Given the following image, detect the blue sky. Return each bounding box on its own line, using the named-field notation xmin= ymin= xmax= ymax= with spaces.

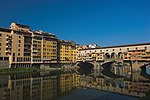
xmin=0 ymin=0 xmax=150 ymax=46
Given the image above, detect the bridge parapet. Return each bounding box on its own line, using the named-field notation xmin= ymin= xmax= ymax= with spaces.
xmin=105 ymin=58 xmax=123 ymax=63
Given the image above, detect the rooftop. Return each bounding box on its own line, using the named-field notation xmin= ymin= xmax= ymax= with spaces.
xmin=79 ymin=42 xmax=150 ymax=50
xmin=15 ymin=23 xmax=30 ymax=29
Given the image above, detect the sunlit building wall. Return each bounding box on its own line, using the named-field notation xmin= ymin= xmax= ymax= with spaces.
xmin=58 ymin=40 xmax=76 ymax=63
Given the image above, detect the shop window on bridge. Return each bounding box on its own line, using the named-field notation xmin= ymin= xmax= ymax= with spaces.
xmin=136 ymin=47 xmax=138 ymax=50
xmin=0 ymin=57 xmax=3 ymax=60
xmin=105 ymin=53 xmax=110 ymax=59
xmin=4 ymin=57 xmax=9 ymax=60
xmin=13 ymin=57 xmax=15 ymax=62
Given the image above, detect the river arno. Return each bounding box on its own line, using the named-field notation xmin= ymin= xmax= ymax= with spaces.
xmin=0 ymin=69 xmax=149 ymax=100
xmin=58 ymin=88 xmax=139 ymax=100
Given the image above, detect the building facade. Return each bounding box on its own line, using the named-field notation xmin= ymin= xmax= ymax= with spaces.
xmin=77 ymin=43 xmax=150 ymax=62
xmin=0 ymin=22 xmax=150 ymax=68
xmin=0 ymin=22 xmax=77 ymax=68
xmin=58 ymin=40 xmax=77 ymax=63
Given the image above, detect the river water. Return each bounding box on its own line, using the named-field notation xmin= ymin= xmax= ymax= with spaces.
xmin=0 ymin=69 xmax=149 ymax=100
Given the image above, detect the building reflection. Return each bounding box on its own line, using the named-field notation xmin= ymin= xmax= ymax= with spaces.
xmin=0 ymin=70 xmax=79 ymax=100
xmin=79 ymin=69 xmax=150 ymax=97
xmin=0 ymin=69 xmax=150 ymax=100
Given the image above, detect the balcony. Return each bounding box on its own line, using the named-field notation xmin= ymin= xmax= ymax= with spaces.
xmin=5 ymin=45 xmax=12 ymax=49
xmin=24 ymin=42 xmax=32 ymax=45
xmin=5 ymin=50 xmax=11 ymax=54
xmin=24 ymin=51 xmax=31 ymax=53
xmin=33 ymin=50 xmax=38 ymax=52
xmin=24 ymin=47 xmax=30 ymax=50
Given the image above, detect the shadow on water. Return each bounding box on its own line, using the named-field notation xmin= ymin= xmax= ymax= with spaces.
xmin=77 ymin=62 xmax=94 ymax=75
xmin=101 ymin=61 xmax=123 ymax=78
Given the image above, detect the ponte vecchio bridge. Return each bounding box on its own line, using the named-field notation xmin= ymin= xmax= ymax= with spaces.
xmin=76 ymin=43 xmax=150 ymax=77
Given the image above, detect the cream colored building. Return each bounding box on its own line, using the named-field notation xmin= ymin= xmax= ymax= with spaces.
xmin=77 ymin=43 xmax=150 ymax=62
xmin=0 ymin=22 xmax=77 ymax=68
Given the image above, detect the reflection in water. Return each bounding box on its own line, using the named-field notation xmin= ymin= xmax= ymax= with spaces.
xmin=0 ymin=68 xmax=150 ymax=100
xmin=0 ymin=70 xmax=79 ymax=100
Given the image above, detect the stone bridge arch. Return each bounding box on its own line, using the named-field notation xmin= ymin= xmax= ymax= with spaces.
xmin=76 ymin=62 xmax=94 ymax=74
xmin=111 ymin=52 xmax=117 ymax=59
xmin=76 ymin=62 xmax=94 ymax=69
xmin=105 ymin=53 xmax=110 ymax=59
xmin=118 ymin=52 xmax=123 ymax=59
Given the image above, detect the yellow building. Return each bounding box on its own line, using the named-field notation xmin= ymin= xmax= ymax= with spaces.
xmin=0 ymin=22 xmax=78 ymax=68
xmin=42 ymin=32 xmax=58 ymax=63
xmin=0 ymin=22 xmax=60 ymax=68
xmin=10 ymin=23 xmax=33 ymax=68
xmin=0 ymin=27 xmax=12 ymax=68
xmin=32 ymin=31 xmax=43 ymax=64
xmin=0 ymin=23 xmax=33 ymax=68
xmin=59 ymin=40 xmax=77 ymax=63
xmin=123 ymin=49 xmax=150 ymax=61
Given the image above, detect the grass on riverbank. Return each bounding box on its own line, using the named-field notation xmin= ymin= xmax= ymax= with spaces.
xmin=0 ymin=68 xmax=41 ymax=74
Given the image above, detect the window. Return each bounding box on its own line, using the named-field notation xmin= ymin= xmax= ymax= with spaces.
xmin=145 ymin=47 xmax=147 ymax=50
xmin=19 ymin=36 xmax=21 ymax=38
xmin=0 ymin=38 xmax=2 ymax=41
xmin=127 ymin=48 xmax=129 ymax=50
xmin=136 ymin=47 xmax=138 ymax=50
xmin=113 ymin=49 xmax=114 ymax=51
xmin=4 ymin=57 xmax=9 ymax=60
xmin=120 ymin=48 xmax=122 ymax=51
xmin=18 ymin=53 xmax=20 ymax=56
xmin=0 ymin=57 xmax=2 ymax=60
xmin=0 ymin=34 xmax=2 ymax=36
xmin=19 ymin=40 xmax=21 ymax=43
xmin=0 ymin=43 xmax=1 ymax=46
xmin=13 ymin=53 xmax=15 ymax=56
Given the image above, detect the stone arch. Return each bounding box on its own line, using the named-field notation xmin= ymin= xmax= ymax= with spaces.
xmin=118 ymin=52 xmax=123 ymax=59
xmin=111 ymin=52 xmax=117 ymax=59
xmin=105 ymin=53 xmax=110 ymax=59
xmin=77 ymin=62 xmax=94 ymax=74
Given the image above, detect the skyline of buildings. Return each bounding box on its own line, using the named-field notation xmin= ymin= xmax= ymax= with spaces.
xmin=0 ymin=22 xmax=150 ymax=69
xmin=0 ymin=22 xmax=78 ymax=68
